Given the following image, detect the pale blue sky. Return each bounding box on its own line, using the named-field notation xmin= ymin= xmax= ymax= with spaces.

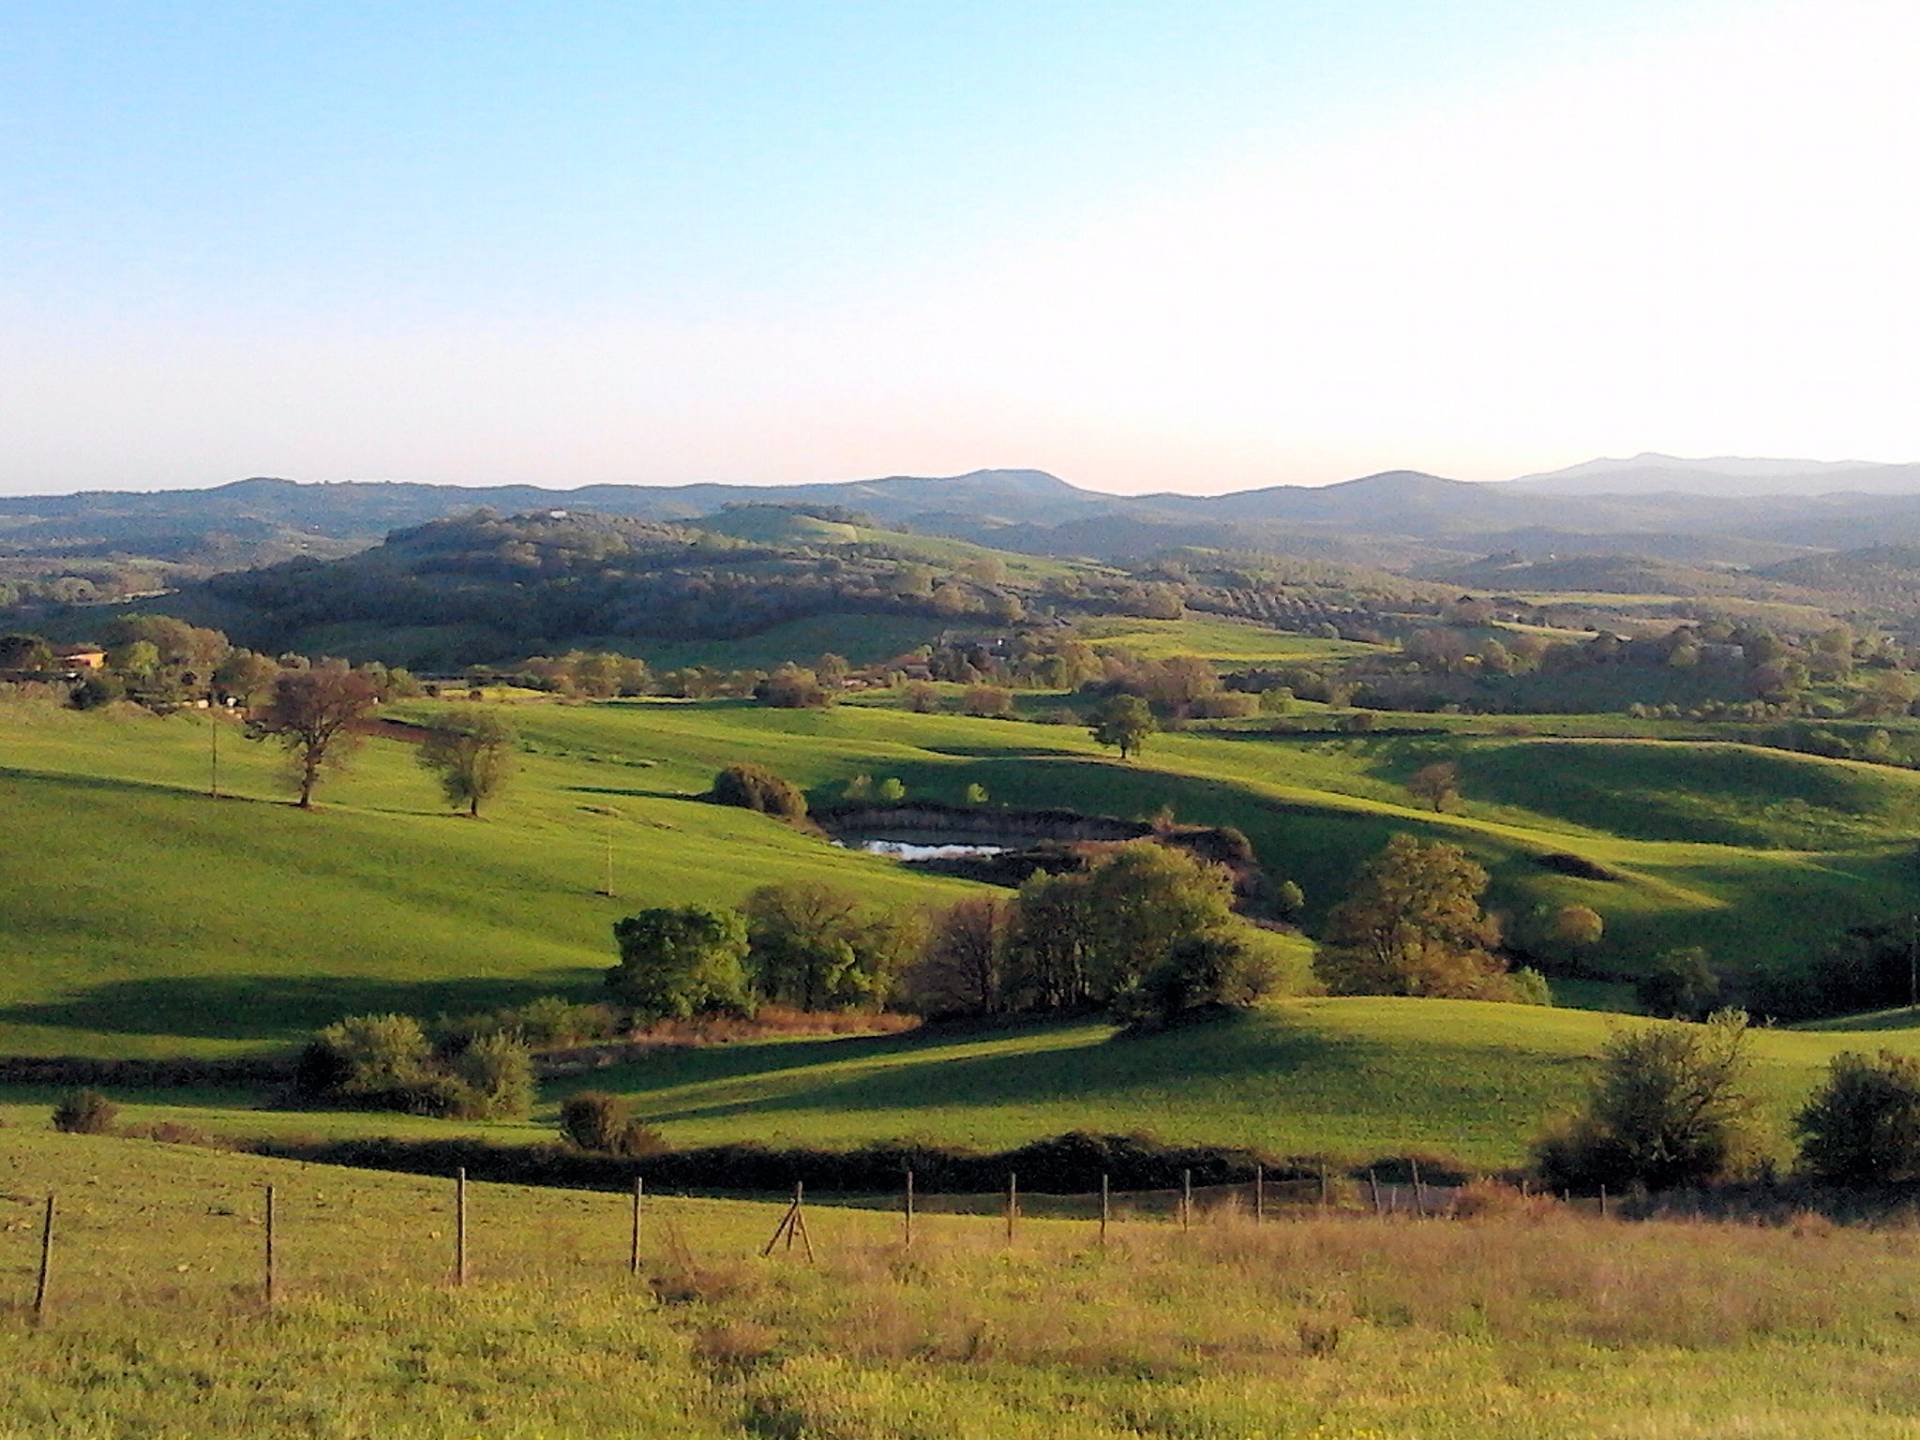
xmin=4 ymin=1 xmax=1915 ymax=495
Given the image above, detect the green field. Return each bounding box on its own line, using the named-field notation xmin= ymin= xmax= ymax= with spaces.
xmin=6 ymin=1127 xmax=1920 ymax=1438
xmin=8 ymin=689 xmax=1920 ymax=1165
xmin=13 ymin=997 xmax=1920 ymax=1172
xmin=1077 ymin=615 xmax=1379 ymax=662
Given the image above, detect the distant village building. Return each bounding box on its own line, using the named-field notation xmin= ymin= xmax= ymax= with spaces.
xmin=53 ymin=644 xmax=107 ymax=671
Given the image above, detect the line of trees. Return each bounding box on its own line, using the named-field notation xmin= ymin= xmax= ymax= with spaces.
xmin=909 ymin=843 xmax=1279 ymax=1027
xmin=603 ymin=843 xmax=1284 ymax=1031
xmin=604 ymin=882 xmax=921 ymax=1021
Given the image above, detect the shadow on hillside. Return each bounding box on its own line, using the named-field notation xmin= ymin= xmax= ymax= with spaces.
xmin=0 ymin=764 xmax=265 ymax=805
xmin=563 ymin=783 xmax=692 ymax=801
xmin=541 ymin=1017 xmax=1080 ymax=1100
xmin=0 ymin=972 xmax=600 ymax=1048
xmin=1798 ymin=1006 xmax=1920 ymax=1034
xmin=635 ymin=1011 xmax=1339 ymax=1131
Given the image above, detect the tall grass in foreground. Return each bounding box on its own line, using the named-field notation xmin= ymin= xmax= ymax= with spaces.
xmin=5 ymin=1131 xmax=1920 ymax=1437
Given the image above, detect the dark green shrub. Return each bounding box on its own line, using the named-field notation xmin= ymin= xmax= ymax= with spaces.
xmin=561 ymin=1091 xmax=632 ymax=1151
xmin=434 ymin=996 xmax=621 ymax=1052
xmin=51 ymin=1088 xmax=118 ymax=1135
xmin=1534 ymin=1011 xmax=1759 ymax=1191
xmin=374 ymin=1072 xmax=487 ymax=1119
xmin=559 ymin=1091 xmax=661 ymax=1155
xmin=453 ymin=1032 xmax=535 ymax=1119
xmin=303 ymin=1013 xmax=434 ymax=1097
xmin=68 ymin=673 xmax=123 ymax=710
xmin=1796 ymin=1049 xmax=1920 ymax=1184
xmin=1507 ymin=967 xmax=1554 ymax=1006
xmin=710 ymin=763 xmax=807 ymax=819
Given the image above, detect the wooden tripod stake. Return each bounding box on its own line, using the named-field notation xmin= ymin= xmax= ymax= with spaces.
xmin=760 ymin=1182 xmax=815 ymax=1262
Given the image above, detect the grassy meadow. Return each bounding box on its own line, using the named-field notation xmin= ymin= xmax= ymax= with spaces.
xmin=6 ymin=1128 xmax=1920 ymax=1438
xmin=11 ymin=997 xmax=1920 ymax=1173
xmin=6 ymin=686 xmax=1920 ymax=1167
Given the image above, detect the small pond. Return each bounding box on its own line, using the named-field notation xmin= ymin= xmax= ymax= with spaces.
xmin=835 ymin=837 xmax=1009 ymax=863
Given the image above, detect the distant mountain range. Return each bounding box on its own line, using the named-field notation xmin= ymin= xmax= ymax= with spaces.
xmin=9 ymin=456 xmax=1920 ymax=575
xmin=1505 ymin=453 xmax=1920 ymax=498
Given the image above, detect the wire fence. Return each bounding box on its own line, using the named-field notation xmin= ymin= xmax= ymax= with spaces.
xmin=7 ymin=1157 xmax=1592 ymax=1326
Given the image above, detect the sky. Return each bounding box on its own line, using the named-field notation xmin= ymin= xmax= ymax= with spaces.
xmin=3 ymin=0 xmax=1918 ymax=497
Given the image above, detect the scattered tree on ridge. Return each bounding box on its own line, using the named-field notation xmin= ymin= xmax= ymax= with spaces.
xmin=417 ymin=707 xmax=518 ymax=817
xmin=710 ymin=763 xmax=808 ymax=819
xmin=1091 ymin=694 xmax=1154 ymax=760
xmin=1635 ymin=946 xmax=1721 ymax=1020
xmin=246 ymin=663 xmax=378 ymax=808
xmin=1407 ymin=761 xmax=1462 ymax=813
xmin=1548 ymin=903 xmax=1605 ymax=952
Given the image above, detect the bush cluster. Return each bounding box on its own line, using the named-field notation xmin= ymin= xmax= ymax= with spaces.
xmin=558 ymin=1091 xmax=667 ymax=1158
xmin=296 ymin=1013 xmax=534 ymax=1120
xmin=51 ymin=1088 xmax=118 ymax=1135
xmin=709 ymin=763 xmax=808 ymax=820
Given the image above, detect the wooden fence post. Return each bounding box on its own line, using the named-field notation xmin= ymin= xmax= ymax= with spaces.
xmin=1099 ymin=1172 xmax=1109 ymax=1247
xmin=1367 ymin=1168 xmax=1381 ymax=1217
xmin=1411 ymin=1159 xmax=1425 ymax=1218
xmin=790 ymin=1182 xmax=815 ymax=1262
xmin=33 ymin=1194 xmax=54 ymax=1324
xmin=455 ymin=1168 xmax=468 ymax=1287
xmin=1181 ymin=1169 xmax=1192 ymax=1231
xmin=629 ymin=1174 xmax=643 ymax=1276
xmin=904 ymin=1169 xmax=914 ymax=1251
xmin=1599 ymin=1184 xmax=1608 ymax=1220
xmin=265 ymin=1184 xmax=279 ymax=1305
xmin=1254 ymin=1163 xmax=1264 ymax=1224
xmin=1318 ymin=1162 xmax=1329 ymax=1213
xmin=1006 ymin=1173 xmax=1017 ymax=1244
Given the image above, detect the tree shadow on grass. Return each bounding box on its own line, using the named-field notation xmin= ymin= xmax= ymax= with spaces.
xmin=632 ymin=1010 xmax=1342 ymax=1133
xmin=542 ymin=1016 xmax=1079 ymax=1102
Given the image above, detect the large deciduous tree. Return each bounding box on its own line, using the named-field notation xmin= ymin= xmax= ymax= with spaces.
xmin=912 ymin=895 xmax=1011 ymax=1016
xmin=246 ymin=663 xmax=378 ymax=808
xmin=1315 ymin=834 xmax=1511 ymax=999
xmin=606 ymin=906 xmax=754 ymax=1021
xmin=418 ymin=708 xmax=518 ymax=817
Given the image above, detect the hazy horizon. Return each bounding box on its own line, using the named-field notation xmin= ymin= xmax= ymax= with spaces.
xmin=6 ymin=1 xmax=1917 ymax=497
xmin=10 ymin=449 xmax=1920 ymax=503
